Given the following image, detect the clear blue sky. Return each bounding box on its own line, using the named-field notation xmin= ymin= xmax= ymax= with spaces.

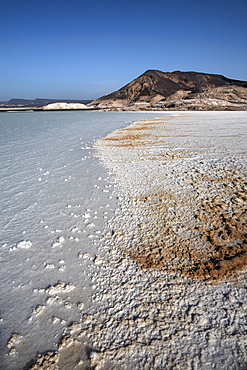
xmin=1 ymin=0 xmax=247 ymax=101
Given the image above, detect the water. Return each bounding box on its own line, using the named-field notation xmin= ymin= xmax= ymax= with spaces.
xmin=0 ymin=110 xmax=168 ymax=369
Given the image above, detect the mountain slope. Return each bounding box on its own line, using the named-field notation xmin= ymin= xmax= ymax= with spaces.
xmin=89 ymin=70 xmax=247 ymax=110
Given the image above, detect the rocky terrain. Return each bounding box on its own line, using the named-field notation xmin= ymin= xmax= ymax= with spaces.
xmin=89 ymin=70 xmax=247 ymax=110
xmin=2 ymin=70 xmax=246 ymax=112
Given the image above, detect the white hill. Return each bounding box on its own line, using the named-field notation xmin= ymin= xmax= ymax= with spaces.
xmin=43 ymin=102 xmax=88 ymax=110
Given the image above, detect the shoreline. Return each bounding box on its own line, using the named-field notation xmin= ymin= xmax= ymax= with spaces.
xmin=1 ymin=111 xmax=171 ymax=370
xmin=1 ymin=106 xmax=247 ymax=113
xmin=29 ymin=111 xmax=247 ymax=369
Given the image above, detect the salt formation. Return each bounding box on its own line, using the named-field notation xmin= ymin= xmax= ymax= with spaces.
xmin=45 ymin=281 xmax=75 ymax=295
xmin=28 ymin=112 xmax=247 ymax=369
xmin=9 ymin=240 xmax=32 ymax=251
xmin=43 ymin=102 xmax=88 ymax=110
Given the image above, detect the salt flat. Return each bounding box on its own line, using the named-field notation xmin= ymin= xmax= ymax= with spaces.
xmin=4 ymin=111 xmax=247 ymax=369
xmin=83 ymin=111 xmax=247 ymax=369
xmin=96 ymin=111 xmax=247 ymax=282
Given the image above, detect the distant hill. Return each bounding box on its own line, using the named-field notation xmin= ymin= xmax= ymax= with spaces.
xmin=43 ymin=102 xmax=88 ymax=110
xmin=0 ymin=98 xmax=92 ymax=108
xmin=89 ymin=70 xmax=247 ymax=110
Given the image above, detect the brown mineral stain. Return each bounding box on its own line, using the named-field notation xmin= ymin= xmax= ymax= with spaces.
xmin=102 ymin=132 xmax=150 ymax=147
xmin=99 ymin=117 xmax=247 ymax=283
xmin=124 ymin=123 xmax=159 ymax=130
xmin=139 ymin=151 xmax=193 ymax=161
xmin=101 ymin=117 xmax=170 ymax=147
xmin=125 ymin=186 xmax=247 ymax=282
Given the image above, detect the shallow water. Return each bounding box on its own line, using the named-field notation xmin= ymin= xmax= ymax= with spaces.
xmin=0 ymin=110 xmax=169 ymax=369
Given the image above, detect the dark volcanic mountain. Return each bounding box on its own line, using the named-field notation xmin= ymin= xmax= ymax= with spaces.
xmin=90 ymin=70 xmax=247 ymax=110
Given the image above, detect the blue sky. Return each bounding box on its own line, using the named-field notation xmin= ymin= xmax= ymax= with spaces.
xmin=1 ymin=0 xmax=247 ymax=100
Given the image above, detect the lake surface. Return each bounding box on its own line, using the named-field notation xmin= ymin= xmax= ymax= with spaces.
xmin=0 ymin=110 xmax=169 ymax=369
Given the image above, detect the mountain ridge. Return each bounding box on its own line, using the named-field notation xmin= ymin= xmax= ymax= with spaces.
xmin=89 ymin=70 xmax=247 ymax=110
xmin=0 ymin=98 xmax=92 ymax=108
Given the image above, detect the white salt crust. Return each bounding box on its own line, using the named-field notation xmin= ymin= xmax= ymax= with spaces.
xmin=27 ymin=112 xmax=247 ymax=369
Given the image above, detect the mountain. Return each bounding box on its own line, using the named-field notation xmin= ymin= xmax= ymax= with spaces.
xmin=0 ymin=98 xmax=92 ymax=108
xmin=89 ymin=70 xmax=247 ymax=110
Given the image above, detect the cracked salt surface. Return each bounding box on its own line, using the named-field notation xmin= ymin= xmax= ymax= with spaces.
xmin=27 ymin=111 xmax=247 ymax=370
xmin=1 ymin=111 xmax=247 ymax=369
xmin=8 ymin=111 xmax=244 ymax=370
xmin=83 ymin=111 xmax=247 ymax=369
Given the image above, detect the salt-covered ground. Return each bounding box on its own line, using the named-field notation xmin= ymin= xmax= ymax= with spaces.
xmin=88 ymin=111 xmax=247 ymax=369
xmin=2 ymin=111 xmax=247 ymax=369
